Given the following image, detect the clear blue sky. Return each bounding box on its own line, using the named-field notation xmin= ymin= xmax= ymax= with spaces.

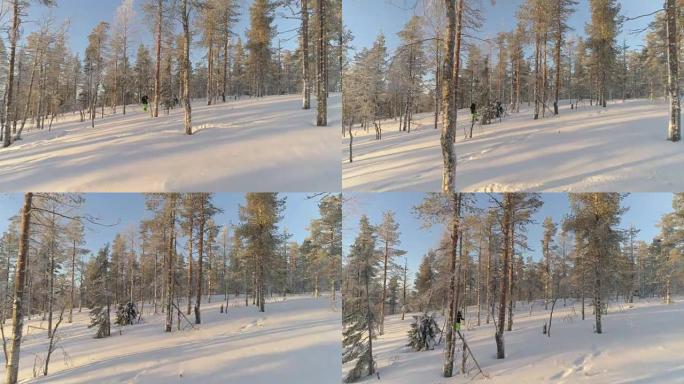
xmin=25 ymin=0 xmax=301 ymax=63
xmin=0 ymin=193 xmax=320 ymax=258
xmin=343 ymin=193 xmax=674 ymax=285
xmin=345 ymin=0 xmax=658 ymax=56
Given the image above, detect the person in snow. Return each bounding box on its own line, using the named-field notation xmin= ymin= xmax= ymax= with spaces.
xmin=454 ymin=310 xmax=464 ymax=332
xmin=141 ymin=95 xmax=149 ymax=112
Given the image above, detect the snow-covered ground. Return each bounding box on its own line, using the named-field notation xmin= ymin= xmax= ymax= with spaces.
xmin=353 ymin=297 xmax=684 ymax=383
xmin=343 ymin=99 xmax=684 ymax=192
xmin=1 ymin=294 xmax=341 ymax=384
xmin=0 ymin=94 xmax=341 ymax=192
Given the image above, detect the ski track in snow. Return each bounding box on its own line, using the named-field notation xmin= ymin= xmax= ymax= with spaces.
xmin=0 ymin=294 xmax=341 ymax=384
xmin=346 ymin=298 xmax=684 ymax=384
xmin=0 ymin=94 xmax=341 ymax=192
xmin=342 ymin=99 xmax=683 ymax=192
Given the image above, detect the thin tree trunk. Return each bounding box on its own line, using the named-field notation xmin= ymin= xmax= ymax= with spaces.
xmin=153 ymin=0 xmax=162 ymax=118
xmin=182 ymin=0 xmax=193 ymax=135
xmin=194 ymin=200 xmax=205 ymax=324
xmin=187 ymin=215 xmax=193 ymax=315
xmin=316 ymin=0 xmax=327 ymax=125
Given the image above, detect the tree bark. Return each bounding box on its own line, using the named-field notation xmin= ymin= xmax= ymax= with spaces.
xmin=301 ymin=0 xmax=311 ymax=109
xmin=440 ymin=0 xmax=459 ymax=192
xmin=182 ymin=0 xmax=193 ymax=135
xmin=443 ymin=193 xmax=462 ymax=377
xmin=153 ymin=0 xmax=162 ymax=118
xmin=5 ymin=193 xmax=32 ymax=384
xmin=495 ymin=194 xmax=512 ymax=359
xmin=316 ymin=0 xmax=327 ymax=125
xmin=194 ymin=199 xmax=205 ymax=324
xmin=187 ymin=214 xmax=193 ymax=315
xmin=3 ymin=0 xmax=20 ymax=148
xmin=165 ymin=203 xmax=176 ymax=332
xmin=666 ymin=0 xmax=681 ymax=142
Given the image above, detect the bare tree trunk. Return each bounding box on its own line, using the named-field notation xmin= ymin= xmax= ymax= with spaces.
xmin=207 ymin=35 xmax=214 ymax=106
xmin=316 ymin=0 xmax=327 ymax=126
xmin=594 ymin=250 xmax=602 ymax=334
xmin=187 ymin=215 xmax=193 ymax=315
xmin=194 ymin=199 xmax=205 ymax=324
xmin=443 ymin=193 xmax=462 ymax=377
xmin=495 ymin=194 xmax=511 ymax=359
xmin=440 ymin=0 xmax=459 ymax=193
xmin=506 ymin=223 xmax=515 ymax=332
xmin=3 ymin=0 xmax=20 ymax=148
xmin=5 ymin=193 xmax=32 ymax=384
xmin=301 ymin=0 xmax=310 ymax=110
xmin=667 ymin=0 xmax=681 ymax=142
xmin=153 ymin=0 xmax=162 ymax=118
xmin=554 ymin=6 xmax=562 ymax=116
xmin=69 ymin=240 xmax=76 ymax=323
xmin=182 ymin=0 xmax=193 ymax=135
xmin=401 ymin=257 xmax=407 ymax=320
xmin=165 ymin=207 xmax=175 ymax=332
xmin=379 ymin=239 xmax=389 ymax=335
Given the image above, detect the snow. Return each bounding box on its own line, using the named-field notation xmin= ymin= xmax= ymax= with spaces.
xmin=0 ymin=94 xmax=341 ymax=192
xmin=351 ymin=297 xmax=684 ymax=383
xmin=1 ymin=294 xmax=341 ymax=383
xmin=342 ymin=99 xmax=684 ymax=192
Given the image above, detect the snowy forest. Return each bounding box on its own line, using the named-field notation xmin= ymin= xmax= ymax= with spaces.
xmin=0 ymin=0 xmax=346 ymax=191
xmin=342 ymin=192 xmax=684 ymax=383
xmin=342 ymin=0 xmax=684 ymax=192
xmin=0 ymin=192 xmax=341 ymax=383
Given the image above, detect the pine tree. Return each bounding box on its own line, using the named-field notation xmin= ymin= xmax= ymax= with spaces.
xmin=587 ymin=0 xmax=620 ymax=108
xmin=88 ymin=245 xmax=112 ymax=339
xmin=565 ymin=193 xmax=625 ymax=334
xmin=376 ymin=211 xmax=403 ymax=335
xmin=342 ymin=215 xmax=377 ymax=383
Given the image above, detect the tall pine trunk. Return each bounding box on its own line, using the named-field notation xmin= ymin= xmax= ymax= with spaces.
xmin=5 ymin=193 xmax=32 ymax=384
xmin=440 ymin=0 xmax=458 ymax=193
xmin=194 ymin=200 xmax=205 ymax=324
xmin=666 ymin=0 xmax=681 ymax=142
xmin=153 ymin=0 xmax=162 ymax=118
xmin=301 ymin=0 xmax=310 ymax=109
xmin=182 ymin=0 xmax=193 ymax=135
xmin=442 ymin=193 xmax=461 ymax=377
xmin=495 ymin=195 xmax=511 ymax=359
xmin=165 ymin=206 xmax=175 ymax=332
xmin=3 ymin=0 xmax=20 ymax=148
xmin=187 ymin=216 xmax=193 ymax=315
xmin=316 ymin=0 xmax=327 ymax=125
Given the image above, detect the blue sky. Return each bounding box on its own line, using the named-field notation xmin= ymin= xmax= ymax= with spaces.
xmin=0 ymin=193 xmax=320 ymax=257
xmin=343 ymin=193 xmax=675 ymax=284
xmin=24 ymin=0 xmax=301 ymax=62
xmin=345 ymin=0 xmax=658 ymax=56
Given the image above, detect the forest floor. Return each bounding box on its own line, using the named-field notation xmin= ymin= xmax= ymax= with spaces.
xmin=0 ymin=94 xmax=341 ymax=192
xmin=1 ymin=293 xmax=341 ymax=384
xmin=348 ymin=296 xmax=684 ymax=384
xmin=342 ymin=98 xmax=683 ymax=192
